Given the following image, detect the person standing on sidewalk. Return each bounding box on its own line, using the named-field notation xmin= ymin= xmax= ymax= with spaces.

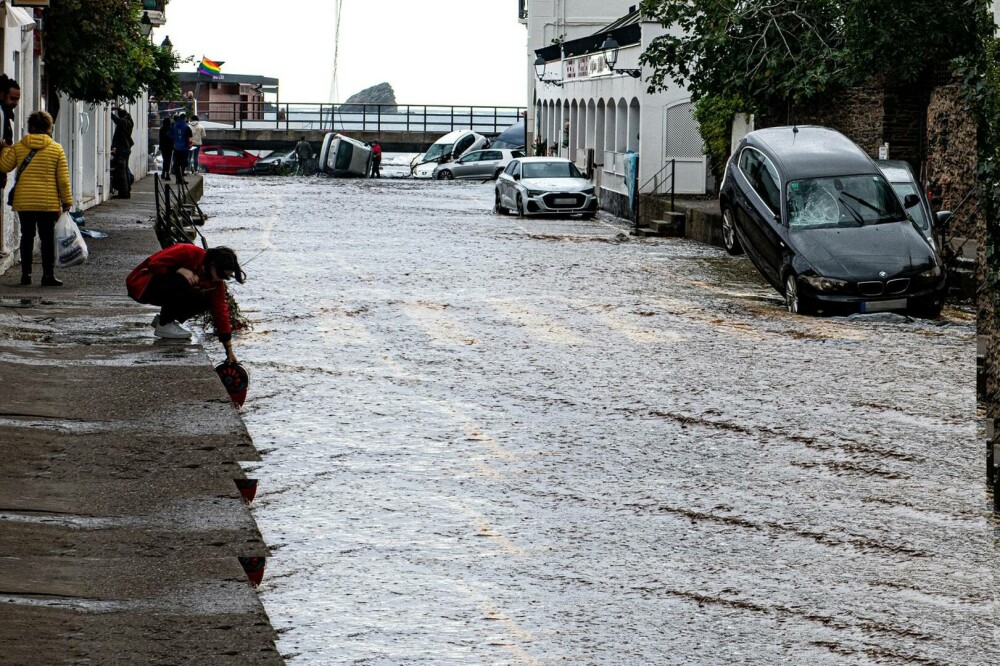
xmin=0 ymin=75 xmax=21 ymax=191
xmin=188 ymin=115 xmax=206 ymax=172
xmin=0 ymin=111 xmax=73 ymax=286
xmin=126 ymin=244 xmax=244 ymax=362
xmin=172 ymin=112 xmax=192 ymax=183
xmin=158 ymin=115 xmax=175 ymax=181
xmin=110 ymin=107 xmax=134 ymax=199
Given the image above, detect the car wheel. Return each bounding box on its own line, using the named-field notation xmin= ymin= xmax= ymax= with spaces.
xmin=437 ymin=170 xmax=453 ymax=180
xmin=784 ymin=274 xmax=813 ymax=315
xmin=495 ymin=190 xmax=509 ymax=215
xmin=721 ymin=206 xmax=743 ymax=255
xmin=516 ymin=194 xmax=525 ymax=217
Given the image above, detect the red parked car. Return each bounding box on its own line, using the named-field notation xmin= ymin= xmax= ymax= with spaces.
xmin=197 ymin=146 xmax=259 ymax=174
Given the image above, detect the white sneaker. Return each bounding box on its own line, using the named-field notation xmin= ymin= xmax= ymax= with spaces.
xmin=150 ymin=314 xmax=160 ymax=328
xmin=154 ymin=321 xmax=192 ymax=339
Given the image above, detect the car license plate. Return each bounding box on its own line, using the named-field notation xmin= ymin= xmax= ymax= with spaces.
xmin=860 ymin=299 xmax=907 ymax=313
xmin=554 ymin=197 xmax=576 ymax=204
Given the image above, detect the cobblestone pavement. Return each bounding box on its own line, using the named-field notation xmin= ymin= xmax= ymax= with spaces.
xmin=199 ymin=175 xmax=986 ymax=665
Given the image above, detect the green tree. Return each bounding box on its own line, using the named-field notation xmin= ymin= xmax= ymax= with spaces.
xmin=43 ymin=0 xmax=181 ymax=108
xmin=639 ymin=0 xmax=982 ymax=111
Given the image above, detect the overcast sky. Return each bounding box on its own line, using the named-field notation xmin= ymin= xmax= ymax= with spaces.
xmin=155 ymin=0 xmax=528 ymax=107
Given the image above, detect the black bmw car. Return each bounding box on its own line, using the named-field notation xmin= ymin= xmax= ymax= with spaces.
xmin=719 ymin=126 xmax=947 ymax=318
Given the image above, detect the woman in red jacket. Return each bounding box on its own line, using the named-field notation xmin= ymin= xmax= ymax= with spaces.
xmin=126 ymin=245 xmax=245 ymax=361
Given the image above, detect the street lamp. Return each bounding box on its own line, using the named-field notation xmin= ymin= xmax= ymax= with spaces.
xmin=533 ymin=55 xmax=564 ymax=87
xmin=600 ymin=35 xmax=641 ymax=78
xmin=160 ymin=35 xmax=173 ymax=52
xmin=140 ymin=12 xmax=153 ymax=38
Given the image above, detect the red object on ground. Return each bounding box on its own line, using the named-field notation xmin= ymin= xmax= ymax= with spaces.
xmin=238 ymin=556 xmax=266 ymax=588
xmin=215 ymin=361 xmax=249 ymax=407
xmin=235 ymin=478 xmax=258 ymax=504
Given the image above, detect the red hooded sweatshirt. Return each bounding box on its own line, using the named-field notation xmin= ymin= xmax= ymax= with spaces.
xmin=126 ymin=244 xmax=232 ymax=339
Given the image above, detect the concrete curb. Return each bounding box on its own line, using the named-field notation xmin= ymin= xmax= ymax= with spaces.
xmin=0 ymin=176 xmax=282 ymax=663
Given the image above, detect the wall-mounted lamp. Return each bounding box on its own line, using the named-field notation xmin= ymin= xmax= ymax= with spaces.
xmin=160 ymin=34 xmax=173 ymax=52
xmin=600 ymin=35 xmax=641 ymax=78
xmin=140 ymin=11 xmax=153 ymax=38
xmin=533 ymin=55 xmax=564 ymax=87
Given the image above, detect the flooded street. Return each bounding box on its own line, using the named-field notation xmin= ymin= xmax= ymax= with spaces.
xmin=199 ymin=175 xmax=988 ymax=664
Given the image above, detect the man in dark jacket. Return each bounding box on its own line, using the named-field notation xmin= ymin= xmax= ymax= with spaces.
xmin=159 ymin=116 xmax=174 ymax=181
xmin=110 ymin=107 xmax=134 ymax=198
xmin=172 ymin=113 xmax=192 ymax=183
xmin=0 ymin=74 xmax=21 ymax=191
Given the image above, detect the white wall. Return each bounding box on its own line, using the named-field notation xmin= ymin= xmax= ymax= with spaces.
xmin=529 ymin=11 xmax=704 ymax=197
xmin=55 ymin=97 xmax=150 ymax=211
xmin=0 ymin=9 xmax=37 ymax=269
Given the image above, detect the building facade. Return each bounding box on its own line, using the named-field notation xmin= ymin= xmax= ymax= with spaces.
xmin=523 ymin=1 xmax=707 ymax=218
xmin=0 ymin=1 xmax=154 ymax=275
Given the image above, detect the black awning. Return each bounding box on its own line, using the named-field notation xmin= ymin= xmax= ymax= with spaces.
xmin=534 ymin=22 xmax=641 ymax=62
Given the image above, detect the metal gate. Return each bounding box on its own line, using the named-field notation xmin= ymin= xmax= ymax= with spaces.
xmin=663 ymin=100 xmax=707 ymax=194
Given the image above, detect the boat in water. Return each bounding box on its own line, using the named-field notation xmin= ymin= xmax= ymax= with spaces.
xmin=319 ymin=133 xmax=373 ymax=177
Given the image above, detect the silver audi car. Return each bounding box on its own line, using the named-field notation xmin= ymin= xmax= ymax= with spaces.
xmin=494 ymin=157 xmax=598 ymax=218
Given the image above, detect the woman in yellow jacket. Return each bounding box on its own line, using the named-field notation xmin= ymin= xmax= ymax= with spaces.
xmin=0 ymin=110 xmax=73 ymax=286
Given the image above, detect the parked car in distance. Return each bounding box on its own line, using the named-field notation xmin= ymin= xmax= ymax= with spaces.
xmin=719 ymin=126 xmax=947 ymax=318
xmin=412 ymin=129 xmax=488 ymax=178
xmin=242 ymin=146 xmax=299 ymax=175
xmin=875 ymin=159 xmax=945 ymax=253
xmin=198 ymin=146 xmax=259 ymax=175
xmin=433 ymin=149 xmax=524 ymax=180
xmin=495 ymin=157 xmax=598 ymax=219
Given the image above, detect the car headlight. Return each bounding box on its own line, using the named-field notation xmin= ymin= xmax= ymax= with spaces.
xmin=526 ymin=190 xmax=544 ymax=197
xmin=582 ymin=187 xmax=595 ymax=195
xmin=919 ymin=264 xmax=942 ymax=280
xmin=802 ymin=275 xmax=848 ymax=292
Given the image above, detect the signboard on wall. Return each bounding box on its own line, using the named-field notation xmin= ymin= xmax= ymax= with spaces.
xmin=564 ymin=54 xmax=611 ymax=81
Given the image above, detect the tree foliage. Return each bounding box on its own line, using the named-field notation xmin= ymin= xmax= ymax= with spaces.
xmin=44 ymin=0 xmax=181 ymax=104
xmin=639 ymin=0 xmax=983 ymax=112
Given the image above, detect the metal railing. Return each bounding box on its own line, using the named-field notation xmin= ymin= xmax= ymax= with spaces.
xmin=635 ymin=159 xmax=676 ymax=231
xmin=150 ymin=101 xmax=525 ymax=135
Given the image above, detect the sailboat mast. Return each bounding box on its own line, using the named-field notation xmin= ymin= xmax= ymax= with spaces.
xmin=329 ymin=0 xmax=344 ymax=103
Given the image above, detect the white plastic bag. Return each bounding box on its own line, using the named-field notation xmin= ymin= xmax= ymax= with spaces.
xmin=54 ymin=211 xmax=88 ymax=268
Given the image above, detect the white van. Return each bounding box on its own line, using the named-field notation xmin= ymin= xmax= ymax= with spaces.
xmin=319 ymin=133 xmax=373 ymax=177
xmin=411 ymin=129 xmax=488 ymax=178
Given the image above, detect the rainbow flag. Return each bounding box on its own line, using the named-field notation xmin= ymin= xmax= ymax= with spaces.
xmin=197 ymin=57 xmax=223 ymax=79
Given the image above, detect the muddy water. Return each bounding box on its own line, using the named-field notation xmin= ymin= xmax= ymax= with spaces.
xmin=199 ymin=175 xmax=990 ymax=664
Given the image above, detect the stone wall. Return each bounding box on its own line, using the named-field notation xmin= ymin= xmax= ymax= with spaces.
xmin=781 ymin=81 xmax=888 ymax=158
xmin=925 ymin=83 xmax=978 ymax=240
xmin=600 ymin=188 xmax=632 ymax=221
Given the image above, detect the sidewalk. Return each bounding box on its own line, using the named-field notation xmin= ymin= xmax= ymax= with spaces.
xmin=0 ymin=177 xmax=282 ymax=664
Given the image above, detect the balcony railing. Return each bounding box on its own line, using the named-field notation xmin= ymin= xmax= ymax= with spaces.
xmin=152 ymin=101 xmax=525 ymax=135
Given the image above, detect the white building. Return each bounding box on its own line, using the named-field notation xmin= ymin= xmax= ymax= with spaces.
xmin=0 ymin=1 xmax=154 ymax=275
xmin=523 ymin=2 xmax=707 ymax=217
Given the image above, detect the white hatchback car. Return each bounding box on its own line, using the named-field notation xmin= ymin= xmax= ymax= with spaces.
xmin=494 ymin=157 xmax=598 ymax=218
xmin=411 ymin=129 xmax=488 ymax=178
xmin=433 ymin=149 xmax=524 ymax=181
